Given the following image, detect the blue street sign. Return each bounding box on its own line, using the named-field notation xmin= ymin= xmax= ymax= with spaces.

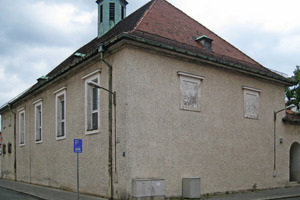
xmin=74 ymin=139 xmax=82 ymax=153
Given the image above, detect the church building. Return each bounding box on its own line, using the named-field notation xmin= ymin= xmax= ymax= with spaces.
xmin=1 ymin=0 xmax=299 ymax=199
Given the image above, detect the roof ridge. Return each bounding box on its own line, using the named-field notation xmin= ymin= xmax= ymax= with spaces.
xmin=129 ymin=0 xmax=157 ymax=33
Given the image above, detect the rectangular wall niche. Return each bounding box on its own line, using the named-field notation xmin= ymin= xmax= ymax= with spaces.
xmin=178 ymin=72 xmax=204 ymax=112
xmin=243 ymin=86 xmax=261 ymax=119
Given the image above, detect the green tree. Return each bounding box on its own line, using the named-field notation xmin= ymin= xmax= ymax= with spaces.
xmin=286 ymin=66 xmax=300 ymax=110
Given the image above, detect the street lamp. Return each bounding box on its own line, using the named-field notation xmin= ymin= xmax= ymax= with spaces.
xmin=273 ymin=104 xmax=295 ymax=177
xmin=274 ymin=104 xmax=295 ymax=121
xmin=87 ymin=82 xmax=116 ymax=105
xmin=87 ymin=81 xmax=116 ymax=200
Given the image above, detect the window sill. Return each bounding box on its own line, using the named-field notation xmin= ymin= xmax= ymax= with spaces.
xmin=35 ymin=140 xmax=42 ymax=144
xmin=56 ymin=136 xmax=66 ymax=141
xmin=85 ymin=130 xmax=100 ymax=135
xmin=180 ymin=107 xmax=201 ymax=112
xmin=244 ymin=116 xmax=259 ymax=120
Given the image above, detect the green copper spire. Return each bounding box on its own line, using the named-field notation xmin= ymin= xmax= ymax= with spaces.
xmin=96 ymin=0 xmax=128 ymax=38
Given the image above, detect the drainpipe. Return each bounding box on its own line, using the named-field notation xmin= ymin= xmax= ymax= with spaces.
xmin=99 ymin=45 xmax=114 ymax=200
xmin=8 ymin=104 xmax=17 ymax=181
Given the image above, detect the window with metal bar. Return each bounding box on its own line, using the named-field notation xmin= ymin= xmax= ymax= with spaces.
xmin=83 ymin=71 xmax=100 ymax=135
xmin=55 ymin=89 xmax=66 ymax=140
xmin=19 ymin=110 xmax=25 ymax=146
xmin=34 ymin=102 xmax=42 ymax=143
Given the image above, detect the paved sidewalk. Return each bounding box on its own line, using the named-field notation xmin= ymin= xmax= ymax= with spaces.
xmin=0 ymin=178 xmax=299 ymax=200
xmin=206 ymin=186 xmax=300 ymax=200
xmin=0 ymin=179 xmax=105 ymax=200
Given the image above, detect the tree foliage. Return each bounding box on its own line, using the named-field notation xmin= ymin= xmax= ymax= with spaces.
xmin=286 ymin=66 xmax=300 ymax=110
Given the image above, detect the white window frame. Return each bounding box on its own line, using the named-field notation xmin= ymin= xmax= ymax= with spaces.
xmin=178 ymin=71 xmax=204 ymax=112
xmin=18 ymin=108 xmax=25 ymax=146
xmin=54 ymin=88 xmax=67 ymax=140
xmin=82 ymin=70 xmax=101 ymax=135
xmin=33 ymin=100 xmax=43 ymax=143
xmin=242 ymin=86 xmax=261 ymax=119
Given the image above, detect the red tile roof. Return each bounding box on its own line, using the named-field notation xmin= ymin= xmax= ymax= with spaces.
xmin=132 ymin=0 xmax=258 ymax=63
xmin=0 ymin=0 xmax=293 ymax=112
xmin=48 ymin=0 xmax=279 ymax=78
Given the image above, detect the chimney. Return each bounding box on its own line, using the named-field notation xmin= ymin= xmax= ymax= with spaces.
xmin=96 ymin=0 xmax=128 ymax=38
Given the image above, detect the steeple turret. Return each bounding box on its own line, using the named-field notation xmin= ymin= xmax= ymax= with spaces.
xmin=96 ymin=0 xmax=128 ymax=38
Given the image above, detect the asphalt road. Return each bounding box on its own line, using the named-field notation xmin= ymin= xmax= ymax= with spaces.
xmin=0 ymin=187 xmax=41 ymax=200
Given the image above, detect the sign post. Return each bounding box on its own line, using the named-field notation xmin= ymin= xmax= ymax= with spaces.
xmin=74 ymin=139 xmax=82 ymax=200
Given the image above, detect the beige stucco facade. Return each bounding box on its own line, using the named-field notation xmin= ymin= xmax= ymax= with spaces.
xmin=1 ymin=40 xmax=300 ymax=199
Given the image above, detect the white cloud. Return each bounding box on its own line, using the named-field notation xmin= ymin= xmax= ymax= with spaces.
xmin=0 ymin=0 xmax=97 ymax=107
xmin=0 ymin=0 xmax=299 ymax=108
xmin=32 ymin=2 xmax=96 ymax=28
xmin=0 ymin=66 xmax=31 ymax=104
xmin=178 ymin=0 xmax=300 ymax=33
xmin=275 ymin=35 xmax=300 ymax=54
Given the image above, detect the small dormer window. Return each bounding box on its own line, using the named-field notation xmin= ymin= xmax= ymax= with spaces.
xmin=196 ymin=35 xmax=213 ymax=51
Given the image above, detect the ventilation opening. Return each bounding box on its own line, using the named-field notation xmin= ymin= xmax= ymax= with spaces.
xmin=121 ymin=6 xmax=125 ymax=19
xmin=196 ymin=35 xmax=213 ymax=51
xmin=100 ymin=5 xmax=103 ymax=23
xmin=109 ymin=3 xmax=115 ymax=22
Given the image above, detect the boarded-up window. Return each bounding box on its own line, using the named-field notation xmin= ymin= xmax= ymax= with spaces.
xmin=243 ymin=86 xmax=261 ymax=119
xmin=178 ymin=72 xmax=204 ymax=112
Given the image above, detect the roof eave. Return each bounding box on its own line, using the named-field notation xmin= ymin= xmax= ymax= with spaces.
xmin=0 ymin=31 xmax=293 ymax=114
xmin=103 ymin=33 xmax=293 ymax=86
xmin=0 ymin=48 xmax=99 ymax=114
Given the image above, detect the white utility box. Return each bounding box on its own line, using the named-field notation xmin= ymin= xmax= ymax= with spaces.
xmin=182 ymin=178 xmax=201 ymax=198
xmin=132 ymin=179 xmax=165 ymax=197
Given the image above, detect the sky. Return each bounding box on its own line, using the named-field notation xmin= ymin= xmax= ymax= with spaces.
xmin=0 ymin=0 xmax=300 ymax=109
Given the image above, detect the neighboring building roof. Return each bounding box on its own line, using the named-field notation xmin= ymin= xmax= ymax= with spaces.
xmin=283 ymin=110 xmax=300 ymax=124
xmin=0 ymin=0 xmax=294 ymax=112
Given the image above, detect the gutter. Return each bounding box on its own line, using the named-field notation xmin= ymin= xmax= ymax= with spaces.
xmin=102 ymin=33 xmax=294 ymax=85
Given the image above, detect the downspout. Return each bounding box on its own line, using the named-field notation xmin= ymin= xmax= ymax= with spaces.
xmin=273 ymin=112 xmax=277 ymax=177
xmin=99 ymin=46 xmax=114 ymax=200
xmin=8 ymin=104 xmax=17 ymax=181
